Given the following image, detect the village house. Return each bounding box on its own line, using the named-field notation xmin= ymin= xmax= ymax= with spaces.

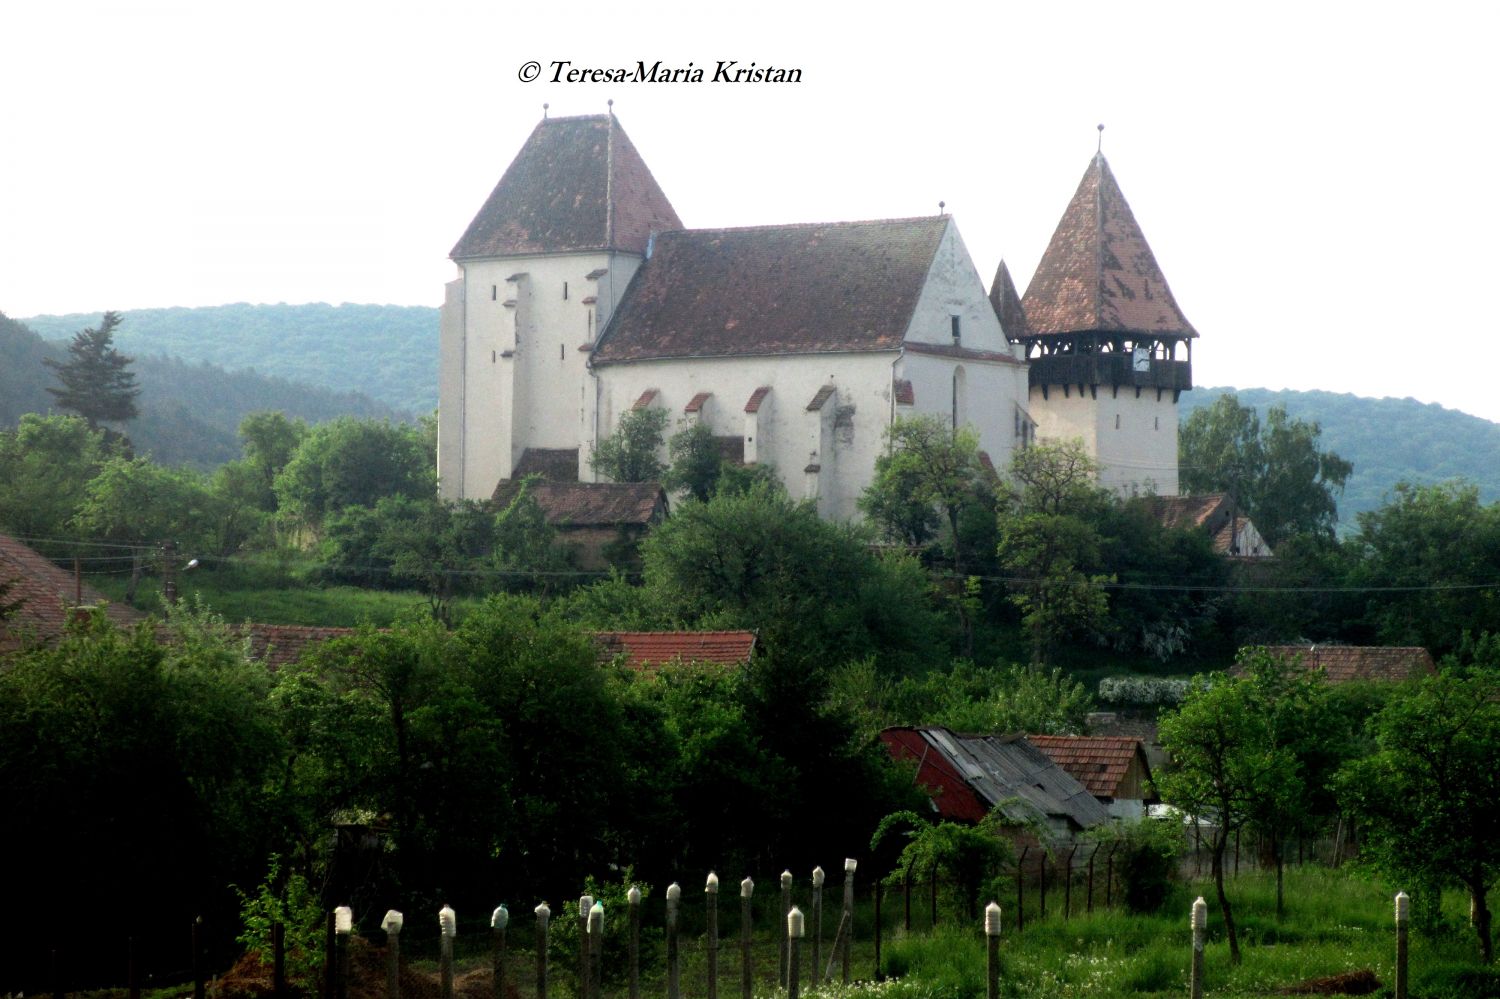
xmin=1144 ymin=492 xmax=1274 ymax=558
xmin=1260 ymin=644 xmax=1437 ymax=684
xmin=0 ymin=532 xmax=142 ymax=654
xmin=1027 ymin=734 xmax=1158 ymax=820
xmin=880 ymin=725 xmax=1111 ymax=838
xmin=438 ymin=113 xmax=1200 ymax=518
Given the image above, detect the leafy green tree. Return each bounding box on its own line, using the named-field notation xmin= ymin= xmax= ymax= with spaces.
xmin=0 ymin=606 xmax=283 ymax=987
xmin=493 ymin=475 xmax=570 ymax=589
xmin=1346 ymin=481 xmax=1500 ymax=656
xmin=239 ymin=411 xmax=308 ymax=510
xmin=590 ymin=407 xmax=668 ymax=483
xmin=861 ymin=416 xmax=988 ymax=559
xmin=42 ymin=310 xmax=140 ymax=428
xmin=0 ymin=413 xmax=107 ymax=538
xmin=872 ymin=810 xmax=1013 ymax=920
xmin=887 ymin=660 xmax=1093 ymax=735
xmin=274 ymin=417 xmax=434 ymax=533
xmin=1180 ymin=394 xmax=1353 ymax=544
xmin=997 ymin=440 xmax=1113 ymax=665
xmin=662 ymin=420 xmax=724 ymax=501
xmin=1338 ymin=651 xmax=1500 ymax=963
xmin=639 ymin=482 xmax=946 ymax=673
xmin=1157 ymin=664 xmax=1302 ymax=964
xmin=372 ymin=496 xmax=499 ymax=623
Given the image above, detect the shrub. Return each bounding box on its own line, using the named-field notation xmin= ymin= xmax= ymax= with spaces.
xmin=1112 ymin=819 xmax=1183 ymax=914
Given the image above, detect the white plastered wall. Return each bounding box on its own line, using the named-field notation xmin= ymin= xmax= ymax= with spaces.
xmin=1027 ymin=386 xmax=1181 ymax=496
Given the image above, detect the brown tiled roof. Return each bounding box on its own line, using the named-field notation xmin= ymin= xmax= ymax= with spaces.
xmin=1 ymin=534 xmax=143 ymax=652
xmin=988 ymin=259 xmax=1031 ymax=340
xmin=494 ymin=481 xmax=666 ymax=527
xmin=744 ymin=386 xmax=771 ymax=413
xmin=806 ymin=384 xmax=836 ymax=411
xmin=1262 ymin=645 xmax=1438 ymax=684
xmin=593 ymin=630 xmax=756 ymax=674
xmin=633 ymin=388 xmax=659 ymax=409
xmin=1022 ymin=155 xmax=1197 ymax=339
xmin=592 ymin=217 xmax=950 ymax=364
xmin=1146 ymin=493 xmax=1231 ymax=531
xmin=513 ymin=448 xmax=580 ymax=482
xmin=1027 ymin=734 xmax=1151 ymax=799
xmin=242 ymin=624 xmax=358 ymax=670
xmin=684 ymin=392 xmax=711 ymax=414
xmin=451 ymin=114 xmax=682 ymax=259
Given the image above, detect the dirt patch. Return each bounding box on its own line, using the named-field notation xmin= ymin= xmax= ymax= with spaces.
xmin=214 ymin=939 xmax=522 ymax=999
xmin=1275 ymin=969 xmax=1381 ymax=995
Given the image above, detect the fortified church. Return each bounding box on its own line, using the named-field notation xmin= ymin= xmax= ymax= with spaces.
xmin=438 ymin=113 xmax=1198 ymax=521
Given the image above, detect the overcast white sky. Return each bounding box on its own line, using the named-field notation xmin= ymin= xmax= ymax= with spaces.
xmin=3 ymin=1 xmax=1498 ymax=421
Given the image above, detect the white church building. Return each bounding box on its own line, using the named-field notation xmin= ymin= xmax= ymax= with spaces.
xmin=438 ymin=113 xmax=1197 ymax=520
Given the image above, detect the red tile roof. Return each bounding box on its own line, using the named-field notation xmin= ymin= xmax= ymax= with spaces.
xmin=1022 ymin=154 xmax=1197 ymax=340
xmin=988 ymin=259 xmax=1031 ymax=340
xmin=242 ymin=624 xmax=358 ymax=670
xmin=1027 ymin=735 xmax=1151 ymax=799
xmin=744 ymin=386 xmax=771 ymax=413
xmin=903 ymin=342 xmax=1024 ymax=366
xmin=1 ymin=533 xmax=143 ymax=652
xmin=633 ymin=388 xmax=659 ymax=409
xmin=806 ymin=384 xmax=837 ymax=411
xmin=451 ymin=114 xmax=682 ymax=259
xmin=494 ymin=481 xmax=667 ymax=528
xmin=684 ymin=392 xmax=711 ymax=414
xmin=1261 ymin=645 xmax=1437 ymax=684
xmin=592 ymin=217 xmax=950 ymax=364
xmin=1146 ymin=493 xmax=1231 ymax=532
xmin=593 ymin=630 xmax=757 ymax=673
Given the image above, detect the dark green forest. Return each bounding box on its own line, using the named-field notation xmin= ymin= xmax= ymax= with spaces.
xmin=1182 ymin=386 xmax=1500 ymax=526
xmin=19 ymin=302 xmax=439 ymax=415
xmin=1 ymin=312 xmax=403 ymax=467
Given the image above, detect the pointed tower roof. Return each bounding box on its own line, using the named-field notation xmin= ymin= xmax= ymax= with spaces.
xmin=450 ymin=114 xmax=683 ymax=260
xmin=1021 ymin=154 xmax=1197 ymax=339
xmin=988 ymin=259 xmax=1031 ymax=340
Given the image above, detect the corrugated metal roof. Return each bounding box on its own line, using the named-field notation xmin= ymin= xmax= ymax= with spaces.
xmin=881 ymin=726 xmax=1111 ymax=832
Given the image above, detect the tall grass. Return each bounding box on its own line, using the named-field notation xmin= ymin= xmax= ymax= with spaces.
xmin=877 ymin=868 xmax=1492 ymax=998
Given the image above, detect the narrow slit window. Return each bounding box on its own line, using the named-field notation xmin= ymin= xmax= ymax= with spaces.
xmin=950 ymin=315 xmax=961 ymax=344
xmin=563 ymin=281 xmax=568 ymax=300
xmin=491 ymin=285 xmax=497 ymax=301
xmin=560 ymin=344 xmax=565 ymax=360
xmin=1115 ymin=414 xmax=1121 ymax=429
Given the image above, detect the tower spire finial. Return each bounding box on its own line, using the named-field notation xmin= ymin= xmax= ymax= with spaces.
xmin=607 ymin=98 xmax=614 ymax=116
xmin=938 ymin=200 xmax=945 ymax=216
xmin=1097 ymin=123 xmax=1105 ymax=156
xmin=543 ymin=102 xmax=549 ymax=120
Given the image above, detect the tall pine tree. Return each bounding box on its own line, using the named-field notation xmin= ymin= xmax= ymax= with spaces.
xmin=43 ymin=311 xmax=139 ymax=428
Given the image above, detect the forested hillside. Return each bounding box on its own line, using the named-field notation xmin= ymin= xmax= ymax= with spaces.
xmin=1 ymin=312 xmax=402 ymax=467
xmin=19 ymin=302 xmax=438 ymax=415
xmin=1183 ymin=386 xmax=1500 ymax=527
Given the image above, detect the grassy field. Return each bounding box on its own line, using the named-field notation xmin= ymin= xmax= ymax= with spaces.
xmin=876 ymin=868 xmax=1495 ymax=998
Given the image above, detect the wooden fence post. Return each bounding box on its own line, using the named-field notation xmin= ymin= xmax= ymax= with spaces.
xmin=578 ymin=894 xmax=593 ymax=999
xmin=1087 ymin=843 xmax=1097 ymax=914
xmin=810 ymin=866 xmax=825 ymax=982
xmin=1106 ymin=842 xmax=1119 ymax=908
xmin=1016 ymin=846 xmax=1028 ymax=933
xmin=841 ymin=858 xmax=856 ymax=984
xmin=984 ymin=903 xmax=1002 ymax=999
xmin=706 ymin=873 xmax=720 ymax=999
xmin=382 ymin=910 xmax=403 ymax=999
xmin=666 ymin=882 xmax=682 ymax=999
xmin=930 ymin=861 xmax=939 ymax=927
xmin=739 ymin=878 xmax=754 ymax=999
xmin=491 ymin=905 xmax=509 ymax=999
xmin=194 ymin=915 xmax=206 ymax=999
xmin=439 ymin=905 xmax=457 ymax=999
xmin=1039 ymin=852 xmax=1048 ymax=920
xmin=1395 ymin=891 xmax=1410 ymax=999
xmin=778 ymin=871 xmax=792 ymax=988
xmin=1190 ymin=896 xmax=1206 ymax=999
xmin=334 ymin=906 xmax=353 ymax=999
xmin=902 ymin=866 xmax=912 ymax=932
xmin=1064 ymin=845 xmax=1078 ymax=920
xmin=588 ymin=901 xmax=604 ymax=999
xmin=874 ymin=880 xmax=883 ymax=982
xmin=628 ymin=886 xmax=641 ymax=999
xmin=787 ymin=907 xmax=804 ymax=999
xmin=535 ymin=903 xmax=551 ymax=999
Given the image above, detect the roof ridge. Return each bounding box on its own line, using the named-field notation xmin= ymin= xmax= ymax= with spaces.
xmin=659 ymin=215 xmax=950 ymax=238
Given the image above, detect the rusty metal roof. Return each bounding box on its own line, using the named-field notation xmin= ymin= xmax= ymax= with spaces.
xmin=0 ymin=533 xmax=143 ymax=653
xmin=451 ymin=114 xmax=682 ymax=259
xmin=1027 ymin=734 xmax=1152 ymax=799
xmin=881 ymin=726 xmax=1111 ymax=831
xmin=592 ymin=217 xmax=950 ymax=364
xmin=1022 ymin=154 xmax=1197 ymax=340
